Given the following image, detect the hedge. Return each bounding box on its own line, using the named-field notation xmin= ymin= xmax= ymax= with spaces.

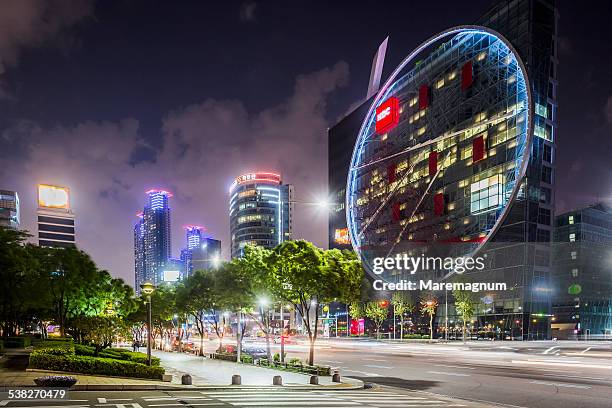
xmin=73 ymin=345 xmax=160 ymax=366
xmin=2 ymin=336 xmax=32 ymax=348
xmin=33 ymin=341 xmax=74 ymax=356
xmin=29 ymin=353 xmax=164 ymax=379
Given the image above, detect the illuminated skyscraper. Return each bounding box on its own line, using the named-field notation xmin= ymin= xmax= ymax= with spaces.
xmin=0 ymin=190 xmax=20 ymax=229
xmin=37 ymin=184 xmax=75 ymax=248
xmin=180 ymin=225 xmax=221 ymax=276
xmin=134 ymin=189 xmax=172 ymax=293
xmin=229 ymin=172 xmax=293 ymax=258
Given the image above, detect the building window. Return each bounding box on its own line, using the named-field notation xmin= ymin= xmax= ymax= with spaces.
xmin=569 ymin=233 xmax=576 ymax=242
xmin=541 ymin=166 xmax=552 ymax=184
xmin=571 ymin=268 xmax=579 ymax=277
xmin=470 ymin=175 xmax=503 ymax=214
xmin=570 ymin=251 xmax=577 ymax=260
xmin=543 ymin=145 xmax=552 ymax=163
xmin=536 ymin=229 xmax=550 ymax=243
xmin=538 ymin=207 xmax=551 ymax=225
xmin=539 ymin=187 xmax=551 ymax=204
xmin=568 ymin=215 xmax=574 ymax=225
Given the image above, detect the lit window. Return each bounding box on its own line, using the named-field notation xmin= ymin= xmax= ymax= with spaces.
xmin=435 ymin=78 xmax=445 ymax=89
xmin=571 ymin=268 xmax=579 ymax=277
xmin=568 ymin=215 xmax=574 ymax=225
xmin=570 ymin=251 xmax=577 ymax=260
xmin=569 ymin=233 xmax=576 ymax=242
xmin=470 ymin=175 xmax=504 ymax=214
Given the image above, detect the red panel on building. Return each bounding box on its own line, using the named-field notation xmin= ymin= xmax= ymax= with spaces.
xmin=375 ymin=96 xmax=400 ymax=134
xmin=461 ymin=61 xmax=473 ymax=90
xmin=387 ymin=163 xmax=397 ymax=183
xmin=428 ymin=151 xmax=438 ymax=177
xmin=472 ymin=135 xmax=485 ymax=162
xmin=434 ymin=193 xmax=445 ymax=216
xmin=418 ymin=84 xmax=429 ymax=110
xmin=392 ymin=202 xmax=401 ymax=221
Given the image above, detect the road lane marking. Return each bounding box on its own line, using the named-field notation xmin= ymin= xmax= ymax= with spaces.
xmin=428 ymin=371 xmax=471 ymax=377
xmin=542 ymin=346 xmax=560 ymax=355
xmin=362 ymin=358 xmax=388 ymax=362
xmin=342 ymin=368 xmax=381 ymax=376
xmin=529 ymin=380 xmax=591 ymax=389
xmin=512 ymin=360 xmax=612 ymax=370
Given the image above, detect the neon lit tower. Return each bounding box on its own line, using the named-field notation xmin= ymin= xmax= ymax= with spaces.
xmin=229 ymin=172 xmax=293 ymax=258
xmin=134 ymin=189 xmax=172 ymax=293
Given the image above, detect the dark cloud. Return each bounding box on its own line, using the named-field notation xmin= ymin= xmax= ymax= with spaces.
xmin=0 ymin=0 xmax=94 ymax=98
xmin=240 ymin=2 xmax=258 ymax=22
xmin=1 ymin=61 xmax=349 ymax=284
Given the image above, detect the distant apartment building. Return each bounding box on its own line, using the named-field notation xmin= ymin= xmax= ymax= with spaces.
xmin=552 ymin=203 xmax=612 ymax=339
xmin=0 ymin=190 xmax=20 ymax=229
xmin=37 ymin=184 xmax=75 ymax=248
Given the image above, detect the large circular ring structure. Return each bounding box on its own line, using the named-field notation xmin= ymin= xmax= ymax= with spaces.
xmin=346 ymin=26 xmax=533 ymax=280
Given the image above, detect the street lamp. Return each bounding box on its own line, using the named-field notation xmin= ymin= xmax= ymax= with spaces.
xmin=140 ymin=281 xmax=155 ymax=366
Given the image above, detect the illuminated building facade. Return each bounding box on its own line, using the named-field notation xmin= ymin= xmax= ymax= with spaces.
xmin=552 ymin=204 xmax=612 ymax=339
xmin=134 ymin=189 xmax=172 ymax=293
xmin=229 ymin=172 xmax=293 ymax=258
xmin=37 ymin=184 xmax=75 ymax=248
xmin=180 ymin=225 xmax=222 ymax=276
xmin=0 ymin=190 xmax=20 ymax=229
xmin=342 ymin=0 xmax=558 ymax=339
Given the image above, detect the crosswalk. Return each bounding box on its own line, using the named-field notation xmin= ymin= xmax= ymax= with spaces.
xmin=0 ymin=389 xmax=470 ymax=408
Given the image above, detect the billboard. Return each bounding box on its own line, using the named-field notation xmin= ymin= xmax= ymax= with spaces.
xmin=38 ymin=184 xmax=70 ymax=209
xmin=163 ymin=270 xmax=180 ymax=282
xmin=334 ymin=228 xmax=350 ymax=245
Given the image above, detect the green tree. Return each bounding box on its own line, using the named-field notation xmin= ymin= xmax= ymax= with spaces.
xmin=453 ymin=288 xmax=478 ymax=343
xmin=73 ymin=315 xmax=126 ymax=355
xmin=364 ymin=301 xmax=388 ymax=338
xmin=391 ymin=291 xmax=414 ymax=340
xmin=420 ymin=295 xmax=438 ymax=342
xmin=267 ymin=241 xmax=363 ymax=365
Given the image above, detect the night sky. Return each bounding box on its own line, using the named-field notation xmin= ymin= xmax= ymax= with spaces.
xmin=1 ymin=0 xmax=611 ymax=285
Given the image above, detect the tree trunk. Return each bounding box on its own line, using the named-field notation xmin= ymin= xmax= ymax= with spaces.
xmin=429 ymin=314 xmax=434 ymax=343
xmin=462 ymin=320 xmax=467 ymax=344
xmin=400 ymin=317 xmax=404 ymax=340
xmin=199 ymin=331 xmax=204 ymax=356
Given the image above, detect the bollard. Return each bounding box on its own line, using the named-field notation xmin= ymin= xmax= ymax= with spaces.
xmin=231 ymin=374 xmax=242 ymax=385
xmin=181 ymin=374 xmax=192 ymax=385
xmin=309 ymin=375 xmax=319 ymax=385
xmin=332 ymin=372 xmax=341 ymax=383
xmin=273 ymin=375 xmax=283 ymax=386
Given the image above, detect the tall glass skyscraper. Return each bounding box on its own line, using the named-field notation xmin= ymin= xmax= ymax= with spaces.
xmin=134 ymin=189 xmax=172 ymax=293
xmin=229 ymin=172 xmax=293 ymax=258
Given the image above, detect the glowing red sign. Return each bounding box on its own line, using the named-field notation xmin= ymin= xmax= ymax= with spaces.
xmin=375 ymin=96 xmax=400 ymax=134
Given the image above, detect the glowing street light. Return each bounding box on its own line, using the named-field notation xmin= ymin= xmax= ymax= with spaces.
xmin=140 ymin=281 xmax=156 ymax=366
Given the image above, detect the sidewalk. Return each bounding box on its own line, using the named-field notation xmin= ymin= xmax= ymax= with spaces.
xmin=153 ymin=350 xmax=358 ymax=388
xmin=0 ymin=349 xmax=362 ymax=391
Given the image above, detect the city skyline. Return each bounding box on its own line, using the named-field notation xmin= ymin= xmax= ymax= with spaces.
xmin=0 ymin=1 xmax=611 ymax=285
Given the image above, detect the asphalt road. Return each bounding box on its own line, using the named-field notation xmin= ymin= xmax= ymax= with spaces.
xmin=224 ymin=339 xmax=612 ymax=408
xmin=0 ymin=389 xmax=479 ymax=408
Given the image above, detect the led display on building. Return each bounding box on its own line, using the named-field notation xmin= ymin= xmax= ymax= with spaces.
xmin=38 ymin=184 xmax=70 ymax=209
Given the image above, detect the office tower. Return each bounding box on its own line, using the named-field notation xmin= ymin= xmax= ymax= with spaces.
xmin=229 ymin=172 xmax=293 ymax=258
xmin=334 ymin=0 xmax=558 ymax=339
xmin=37 ymin=184 xmax=75 ymax=248
xmin=552 ymin=203 xmax=612 ymax=339
xmin=0 ymin=190 xmax=20 ymax=229
xmin=180 ymin=226 xmax=222 ymax=277
xmin=134 ymin=189 xmax=172 ymax=293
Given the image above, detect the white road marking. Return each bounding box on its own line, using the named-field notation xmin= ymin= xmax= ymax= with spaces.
xmin=512 ymin=360 xmax=612 ymax=370
xmin=362 ymin=358 xmax=388 ymax=362
xmin=342 ymin=368 xmax=381 ymax=376
xmin=543 ymin=346 xmax=560 ymax=355
xmin=530 ymin=380 xmax=591 ymax=389
xmin=428 ymin=371 xmax=471 ymax=377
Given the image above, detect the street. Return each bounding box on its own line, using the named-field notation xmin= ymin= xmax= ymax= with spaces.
xmin=0 ymin=389 xmax=476 ymax=408
xmin=196 ymin=339 xmax=612 ymax=408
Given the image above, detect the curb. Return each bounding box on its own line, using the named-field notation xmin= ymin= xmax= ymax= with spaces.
xmin=16 ymin=370 xmax=364 ymax=392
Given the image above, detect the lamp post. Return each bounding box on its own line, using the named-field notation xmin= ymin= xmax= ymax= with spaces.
xmin=140 ymin=281 xmax=155 ymax=366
